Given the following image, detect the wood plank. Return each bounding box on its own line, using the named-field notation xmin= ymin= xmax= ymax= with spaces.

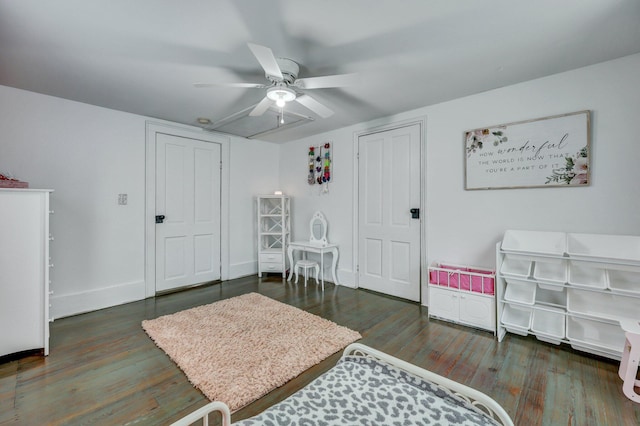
xmin=0 ymin=277 xmax=638 ymax=424
xmin=0 ymin=360 xmax=18 ymax=423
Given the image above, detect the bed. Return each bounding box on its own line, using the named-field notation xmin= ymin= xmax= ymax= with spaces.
xmin=171 ymin=343 xmax=513 ymax=426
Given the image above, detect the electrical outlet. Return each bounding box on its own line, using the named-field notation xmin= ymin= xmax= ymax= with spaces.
xmin=118 ymin=194 xmax=128 ymax=205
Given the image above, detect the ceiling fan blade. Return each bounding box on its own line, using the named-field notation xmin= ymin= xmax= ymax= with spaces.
xmin=247 ymin=43 xmax=283 ymax=80
xmin=249 ymin=96 xmax=274 ymax=116
xmin=193 ymin=82 xmax=267 ymax=88
xmin=294 ymin=73 xmax=358 ymax=89
xmin=295 ymin=94 xmax=334 ymax=118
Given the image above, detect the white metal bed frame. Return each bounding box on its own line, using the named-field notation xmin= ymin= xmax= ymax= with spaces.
xmin=171 ymin=343 xmax=514 ymax=426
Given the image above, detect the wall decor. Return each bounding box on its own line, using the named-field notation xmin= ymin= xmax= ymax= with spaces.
xmin=307 ymin=143 xmax=332 ymax=191
xmin=464 ymin=110 xmax=590 ymax=190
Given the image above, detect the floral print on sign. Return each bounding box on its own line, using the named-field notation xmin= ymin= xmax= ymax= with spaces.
xmin=545 ymin=146 xmax=589 ymax=185
xmin=465 ymin=126 xmax=508 ymax=157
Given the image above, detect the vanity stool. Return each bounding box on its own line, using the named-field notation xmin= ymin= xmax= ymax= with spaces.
xmin=294 ymin=260 xmax=320 ymax=289
xmin=619 ymin=319 xmax=640 ymax=404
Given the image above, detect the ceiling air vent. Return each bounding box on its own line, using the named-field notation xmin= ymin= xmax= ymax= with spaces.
xmin=208 ymin=104 xmax=314 ymax=139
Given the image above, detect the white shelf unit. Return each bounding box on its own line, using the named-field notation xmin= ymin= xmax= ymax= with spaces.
xmin=428 ymin=262 xmax=496 ymax=333
xmin=257 ymin=195 xmax=290 ymax=278
xmin=0 ymin=189 xmax=54 ymax=357
xmin=496 ymin=230 xmax=640 ymax=360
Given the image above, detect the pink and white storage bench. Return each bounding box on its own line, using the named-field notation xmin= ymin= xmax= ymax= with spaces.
xmin=428 ymin=262 xmax=496 ymax=333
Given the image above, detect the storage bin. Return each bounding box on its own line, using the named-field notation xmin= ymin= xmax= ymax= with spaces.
xmin=500 ymin=255 xmax=532 ymax=278
xmin=566 ymin=233 xmax=640 ymax=264
xmin=501 ymin=304 xmax=532 ymax=336
xmin=569 ymin=343 xmax=622 ymax=360
xmin=566 ymin=316 xmax=625 ymax=354
xmin=533 ymin=259 xmax=567 ymax=288
xmin=568 ymin=261 xmax=607 ymax=290
xmin=535 ymin=285 xmax=567 ymax=307
xmin=504 ymin=279 xmax=536 ymax=305
xmin=607 ymin=266 xmax=640 ymax=295
xmin=501 ymin=230 xmax=566 ymax=256
xmin=531 ymin=307 xmax=565 ymax=344
xmin=566 ymin=288 xmax=638 ymax=321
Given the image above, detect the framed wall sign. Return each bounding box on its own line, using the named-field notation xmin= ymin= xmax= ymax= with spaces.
xmin=464 ymin=110 xmax=590 ymax=190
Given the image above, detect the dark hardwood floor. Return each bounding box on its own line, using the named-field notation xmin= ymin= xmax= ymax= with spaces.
xmin=1 ymin=276 xmax=639 ymax=425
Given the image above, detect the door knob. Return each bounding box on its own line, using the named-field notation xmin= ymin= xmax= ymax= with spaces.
xmin=410 ymin=208 xmax=420 ymax=219
xmin=155 ymin=215 xmax=166 ymax=224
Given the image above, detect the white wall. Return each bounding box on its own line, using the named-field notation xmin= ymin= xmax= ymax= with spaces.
xmin=279 ymin=129 xmax=357 ymax=285
xmin=0 ymin=87 xmax=148 ymax=317
xmin=0 ymin=86 xmax=278 ymax=317
xmin=229 ymin=138 xmax=281 ymax=277
xmin=2 ymin=52 xmax=637 ymax=316
xmin=279 ymin=53 xmax=640 ymax=304
xmin=424 ymin=53 xmax=640 ymax=269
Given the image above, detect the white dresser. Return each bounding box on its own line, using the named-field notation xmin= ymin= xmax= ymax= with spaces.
xmin=0 ymin=189 xmax=53 ymax=357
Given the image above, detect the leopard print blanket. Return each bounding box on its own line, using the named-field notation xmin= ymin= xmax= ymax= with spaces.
xmin=236 ymin=355 xmax=500 ymax=426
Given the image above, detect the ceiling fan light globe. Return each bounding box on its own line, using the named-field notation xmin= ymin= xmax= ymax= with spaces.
xmin=266 ymin=86 xmax=296 ymax=104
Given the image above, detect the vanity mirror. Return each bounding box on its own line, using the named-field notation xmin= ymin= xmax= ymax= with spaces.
xmin=309 ymin=211 xmax=328 ymax=246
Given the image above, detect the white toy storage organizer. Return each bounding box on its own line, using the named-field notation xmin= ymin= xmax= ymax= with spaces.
xmin=496 ymin=230 xmax=640 ymax=360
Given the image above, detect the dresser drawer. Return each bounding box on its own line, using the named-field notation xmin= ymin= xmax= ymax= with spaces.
xmin=260 ymin=253 xmax=284 ymax=263
xmin=260 ymin=262 xmax=283 ymax=272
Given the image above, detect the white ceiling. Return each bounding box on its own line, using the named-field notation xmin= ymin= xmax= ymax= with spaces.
xmin=1 ymin=1 xmax=639 ymax=142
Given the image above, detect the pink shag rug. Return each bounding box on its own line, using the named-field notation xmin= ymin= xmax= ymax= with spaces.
xmin=142 ymin=292 xmax=361 ymax=411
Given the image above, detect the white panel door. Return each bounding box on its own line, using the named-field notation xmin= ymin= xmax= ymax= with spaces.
xmin=358 ymin=123 xmax=421 ymax=301
xmin=156 ymin=133 xmax=221 ymax=292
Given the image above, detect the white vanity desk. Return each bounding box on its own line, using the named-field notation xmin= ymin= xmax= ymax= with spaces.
xmin=286 ymin=211 xmax=340 ymax=287
xmin=287 ymin=242 xmax=339 ymax=286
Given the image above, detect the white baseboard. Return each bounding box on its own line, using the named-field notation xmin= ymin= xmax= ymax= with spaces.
xmin=50 ymin=266 xmax=356 ymax=319
xmin=336 ymin=268 xmax=357 ymax=288
xmin=229 ymin=260 xmax=257 ymax=280
xmin=51 ymin=280 xmax=146 ymax=319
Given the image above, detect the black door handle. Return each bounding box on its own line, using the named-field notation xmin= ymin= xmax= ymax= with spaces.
xmin=155 ymin=215 xmax=165 ymax=224
xmin=410 ymin=208 xmax=420 ymax=219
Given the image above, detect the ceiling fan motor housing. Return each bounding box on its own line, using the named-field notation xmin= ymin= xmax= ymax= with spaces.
xmin=268 ymin=58 xmax=299 ymax=85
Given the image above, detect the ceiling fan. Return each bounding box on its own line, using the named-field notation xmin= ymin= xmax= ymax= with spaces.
xmin=194 ymin=43 xmax=357 ymax=119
